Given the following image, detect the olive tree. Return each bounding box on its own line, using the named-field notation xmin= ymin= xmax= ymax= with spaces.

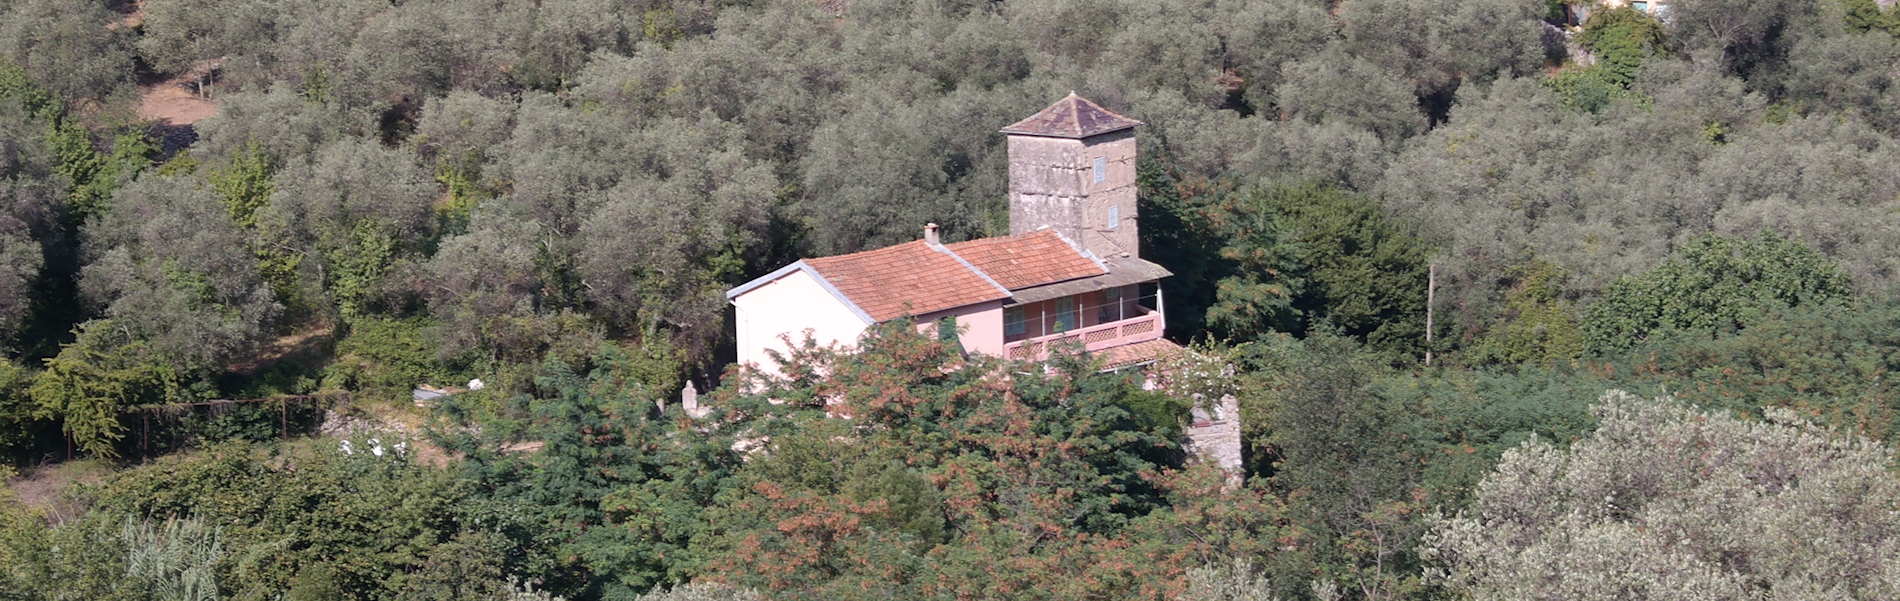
xmin=418 ymin=213 xmax=601 ymax=366
xmin=1666 ymin=0 xmax=1819 ymax=84
xmin=135 ymin=0 xmax=277 ymax=77
xmin=1783 ymin=31 xmax=1900 ymax=135
xmin=258 ymin=137 xmax=437 ymax=318
xmin=575 ymin=115 xmax=775 ymax=355
xmin=1337 ymin=0 xmax=1545 ymax=115
xmin=0 ymin=0 xmax=135 ymax=104
xmin=1275 ymin=46 xmax=1426 ymax=145
xmin=78 ymin=174 xmax=278 ymax=375
xmin=0 ymin=101 xmax=59 ymax=347
xmin=1428 ymin=391 xmax=1900 ymax=600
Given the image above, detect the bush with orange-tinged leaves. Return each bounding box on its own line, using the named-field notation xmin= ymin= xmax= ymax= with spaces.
xmin=697 ymin=321 xmax=1294 ymax=600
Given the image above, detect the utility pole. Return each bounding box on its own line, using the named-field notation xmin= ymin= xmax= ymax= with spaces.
xmin=1425 ymin=264 xmax=1436 ymax=367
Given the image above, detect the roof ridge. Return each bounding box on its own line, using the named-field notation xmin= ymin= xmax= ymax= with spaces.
xmin=930 ymin=242 xmax=1013 ymax=297
xmin=1065 ymin=94 xmax=1080 ymax=136
xmin=1039 ymin=226 xmax=1108 ymax=272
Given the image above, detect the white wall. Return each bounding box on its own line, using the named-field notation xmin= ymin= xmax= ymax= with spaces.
xmin=732 ymin=268 xmax=870 ymax=379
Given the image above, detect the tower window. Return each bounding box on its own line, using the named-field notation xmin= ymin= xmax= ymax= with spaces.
xmin=1092 ymin=157 xmax=1106 ymax=184
xmin=1107 ymin=205 xmax=1119 ymax=230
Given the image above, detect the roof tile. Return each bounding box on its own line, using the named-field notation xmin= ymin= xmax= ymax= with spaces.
xmin=944 ymin=230 xmax=1105 ymax=290
xmin=804 ymin=241 xmax=1009 ymax=322
xmin=1097 ymin=338 xmax=1182 ymax=370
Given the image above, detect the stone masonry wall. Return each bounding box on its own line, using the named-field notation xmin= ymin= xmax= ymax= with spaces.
xmin=1006 ymin=129 xmax=1139 ymax=259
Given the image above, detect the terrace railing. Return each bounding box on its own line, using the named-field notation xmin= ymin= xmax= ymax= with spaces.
xmin=1003 ymin=310 xmax=1162 ymax=361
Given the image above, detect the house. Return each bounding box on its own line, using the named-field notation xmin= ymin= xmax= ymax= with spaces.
xmin=727 ymin=93 xmax=1179 ymax=376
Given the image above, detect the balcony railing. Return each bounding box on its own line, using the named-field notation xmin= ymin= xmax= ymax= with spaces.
xmin=1003 ymin=310 xmax=1163 ymax=361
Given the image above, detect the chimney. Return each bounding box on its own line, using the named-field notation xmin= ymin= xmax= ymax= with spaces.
xmin=924 ymin=223 xmax=940 ymax=245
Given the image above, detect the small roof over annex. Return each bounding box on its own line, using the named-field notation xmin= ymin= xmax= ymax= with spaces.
xmin=999 ymin=92 xmax=1142 ymax=139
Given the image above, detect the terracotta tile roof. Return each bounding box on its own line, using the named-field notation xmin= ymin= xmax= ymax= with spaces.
xmin=944 ymin=230 xmax=1105 ymax=290
xmin=1096 ymin=338 xmax=1181 ymax=370
xmin=803 ymin=241 xmax=1009 ymax=322
xmin=1000 ymin=93 xmax=1142 ymax=139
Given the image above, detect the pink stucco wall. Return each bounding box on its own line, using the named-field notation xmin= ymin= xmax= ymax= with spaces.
xmin=916 ymin=300 xmax=1006 ymax=356
xmin=731 ymin=268 xmax=870 ymax=379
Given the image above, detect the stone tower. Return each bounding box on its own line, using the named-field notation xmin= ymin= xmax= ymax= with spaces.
xmin=1001 ymin=93 xmax=1142 ymax=259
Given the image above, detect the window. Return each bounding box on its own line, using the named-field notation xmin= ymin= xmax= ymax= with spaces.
xmin=1004 ymin=306 xmax=1026 ymax=336
xmin=1106 ymin=204 xmax=1119 ymax=230
xmin=1098 ymin=287 xmax=1122 ymax=323
xmin=1631 ymin=1 xmax=1647 ymax=11
xmin=1092 ymin=157 xmax=1106 ymax=184
xmin=1053 ymin=297 xmax=1077 ymax=332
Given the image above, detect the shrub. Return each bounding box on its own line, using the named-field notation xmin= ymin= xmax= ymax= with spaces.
xmin=1429 ymin=391 xmax=1900 ymax=600
xmin=1584 ymin=232 xmax=1852 ymax=352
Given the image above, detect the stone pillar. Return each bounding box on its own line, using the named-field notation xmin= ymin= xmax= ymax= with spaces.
xmin=682 ymin=382 xmax=709 ymax=418
xmin=1185 ymin=394 xmax=1243 ymax=483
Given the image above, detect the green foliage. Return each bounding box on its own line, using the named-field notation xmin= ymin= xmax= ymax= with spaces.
xmin=93 ymin=439 xmax=475 ymax=599
xmin=1544 ymin=7 xmax=1664 ymax=113
xmin=0 ymin=505 xmax=138 ymax=599
xmin=30 ymin=326 xmax=179 ymax=458
xmin=0 ymin=62 xmax=58 ymax=119
xmin=1843 ymin=0 xmax=1900 ymax=36
xmin=326 ymin=220 xmax=398 ymax=319
xmin=1543 ymin=65 xmax=1645 ymax=113
xmin=47 ymin=119 xmax=108 ymax=216
xmin=1271 ymin=183 xmax=1432 ymax=357
xmin=440 ymin=341 xmax=735 ymax=599
xmin=1203 ymin=183 xmax=1303 ymax=342
xmin=1466 ymin=260 xmax=1585 ymax=365
xmin=209 ymin=139 xmax=275 ymax=229
xmin=322 ymin=316 xmax=459 ymax=402
xmin=1575 ymin=7 xmax=1668 ymax=85
xmin=1244 ymin=334 xmax=1425 ymax=598
xmin=1598 ymin=297 xmax=1900 ymax=447
xmin=394 ymin=531 xmax=515 ymax=601
xmin=1206 ymin=182 xmax=1431 ymax=358
xmin=1137 ymin=155 xmax=1232 ymax=340
xmin=1584 ymin=232 xmax=1853 ymax=352
xmin=0 ymin=360 xmax=43 ymax=456
xmin=1230 ymin=333 xmax=1606 ymax=597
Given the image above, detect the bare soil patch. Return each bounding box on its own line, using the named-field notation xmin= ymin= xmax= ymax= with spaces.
xmin=139 ymin=79 xmax=219 ymax=126
xmin=7 ymin=459 xmax=112 ymax=524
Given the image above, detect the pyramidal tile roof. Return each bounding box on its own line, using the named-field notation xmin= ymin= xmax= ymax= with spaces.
xmin=999 ymin=93 xmax=1142 ymax=139
xmin=944 ymin=230 xmax=1105 ymax=290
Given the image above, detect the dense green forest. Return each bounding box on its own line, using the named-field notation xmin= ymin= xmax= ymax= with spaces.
xmin=5 ymin=0 xmax=1900 ymax=597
